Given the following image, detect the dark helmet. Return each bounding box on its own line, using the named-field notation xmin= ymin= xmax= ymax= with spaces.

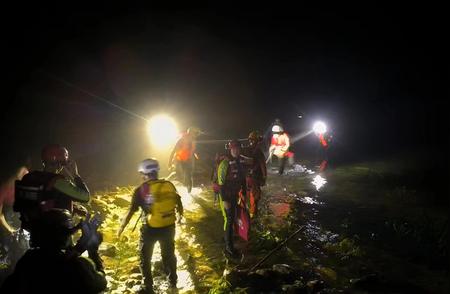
xmin=187 ymin=127 xmax=203 ymax=137
xmin=41 ymin=144 xmax=69 ymax=165
xmin=248 ymin=131 xmax=263 ymax=143
xmin=30 ymin=209 xmax=79 ymax=248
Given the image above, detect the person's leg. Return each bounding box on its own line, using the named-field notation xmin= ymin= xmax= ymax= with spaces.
xmin=140 ymin=226 xmax=157 ymax=291
xmin=247 ymin=177 xmax=256 ymax=217
xmin=159 ymin=225 xmax=177 ymax=286
xmin=279 ymin=156 xmax=287 ymax=175
xmin=252 ymin=183 xmax=261 ymax=217
xmin=175 ymin=160 xmax=183 ymax=182
xmin=223 ymin=193 xmax=238 ymax=255
xmin=288 ymin=154 xmax=294 ymax=166
xmin=185 ymin=159 xmax=193 ymax=193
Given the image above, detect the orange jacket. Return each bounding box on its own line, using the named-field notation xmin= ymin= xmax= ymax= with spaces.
xmin=175 ymin=133 xmax=196 ymax=161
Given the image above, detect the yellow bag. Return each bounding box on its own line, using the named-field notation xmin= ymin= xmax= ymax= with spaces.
xmin=145 ymin=180 xmax=178 ymax=228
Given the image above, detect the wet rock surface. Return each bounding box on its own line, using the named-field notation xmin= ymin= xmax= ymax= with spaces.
xmin=1 ymin=161 xmax=448 ymax=293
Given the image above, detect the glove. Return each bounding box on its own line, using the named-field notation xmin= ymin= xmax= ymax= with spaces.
xmin=76 ymin=213 xmax=103 ymax=253
xmin=73 ymin=203 xmax=88 ymax=217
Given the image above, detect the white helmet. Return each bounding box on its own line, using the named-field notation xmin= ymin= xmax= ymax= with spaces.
xmin=272 ymin=125 xmax=283 ymax=133
xmin=138 ymin=158 xmax=160 ymax=174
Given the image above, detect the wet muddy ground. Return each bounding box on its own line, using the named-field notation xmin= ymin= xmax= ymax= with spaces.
xmin=1 ymin=160 xmax=448 ymax=293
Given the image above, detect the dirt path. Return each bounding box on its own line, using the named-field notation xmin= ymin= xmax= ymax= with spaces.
xmin=86 ymin=162 xmax=449 ymax=293
xmin=91 ymin=184 xmax=227 ymax=294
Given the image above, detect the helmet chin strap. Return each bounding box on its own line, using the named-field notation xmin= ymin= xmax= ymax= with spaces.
xmin=143 ymin=171 xmax=158 ymax=181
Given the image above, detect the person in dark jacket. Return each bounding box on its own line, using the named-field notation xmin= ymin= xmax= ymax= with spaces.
xmin=216 ymin=140 xmax=247 ymax=258
xmin=243 ymin=131 xmax=267 ymax=218
xmin=14 ymin=144 xmax=90 ymax=232
xmin=0 ymin=208 xmax=106 ymax=293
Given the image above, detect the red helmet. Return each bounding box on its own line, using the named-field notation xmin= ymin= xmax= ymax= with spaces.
xmin=41 ymin=144 xmax=69 ymax=164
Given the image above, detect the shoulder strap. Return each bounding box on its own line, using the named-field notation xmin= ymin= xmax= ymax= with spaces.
xmin=139 ymin=181 xmax=150 ymax=200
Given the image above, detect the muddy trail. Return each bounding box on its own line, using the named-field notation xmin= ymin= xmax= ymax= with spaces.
xmin=2 ymin=161 xmax=446 ymax=293
xmin=78 ymin=160 xmax=448 ymax=294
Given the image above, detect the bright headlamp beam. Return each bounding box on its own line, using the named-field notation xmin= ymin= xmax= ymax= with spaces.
xmin=147 ymin=115 xmax=178 ymax=148
xmin=313 ymin=121 xmax=327 ymax=135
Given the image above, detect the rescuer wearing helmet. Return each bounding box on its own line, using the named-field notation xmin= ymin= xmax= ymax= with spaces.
xmin=216 ymin=140 xmax=247 ymax=258
xmin=168 ymin=127 xmax=203 ymax=193
xmin=14 ymin=144 xmax=90 ymax=233
xmin=118 ymin=158 xmax=184 ymax=293
xmin=0 ymin=208 xmax=106 ymax=293
xmin=269 ymin=122 xmax=294 ymax=175
xmin=313 ymin=122 xmax=332 ymax=172
xmin=244 ymin=131 xmax=267 ymax=218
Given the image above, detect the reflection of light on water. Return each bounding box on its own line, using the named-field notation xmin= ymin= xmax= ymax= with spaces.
xmin=175 ymin=184 xmax=203 ymax=211
xmin=312 ymin=175 xmax=327 ymax=191
xmin=176 ymin=269 xmax=195 ymax=291
xmin=299 ymin=196 xmax=323 ymax=205
xmin=148 ymin=183 xmax=200 ymax=292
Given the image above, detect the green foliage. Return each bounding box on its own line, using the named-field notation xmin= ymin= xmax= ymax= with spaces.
xmin=208 ymin=277 xmax=232 ymax=294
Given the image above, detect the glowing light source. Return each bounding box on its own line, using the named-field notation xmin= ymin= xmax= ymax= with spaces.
xmin=313 ymin=121 xmax=327 ymax=135
xmin=147 ymin=114 xmax=178 ymax=148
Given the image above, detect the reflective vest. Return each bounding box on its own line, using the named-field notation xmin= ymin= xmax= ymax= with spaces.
xmin=271 ymin=133 xmax=293 ymax=158
xmin=140 ymin=180 xmax=179 ymax=228
xmin=226 ymin=157 xmax=245 ymax=181
xmin=217 ymin=156 xmax=246 ymax=187
xmin=319 ymin=134 xmax=328 ymax=148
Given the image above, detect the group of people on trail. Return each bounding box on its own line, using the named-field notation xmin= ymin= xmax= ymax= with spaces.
xmin=210 ymin=119 xmax=330 ymax=260
xmin=0 ymin=119 xmax=329 ymax=293
xmin=0 ymin=143 xmax=183 ymax=294
xmin=212 ymin=131 xmax=268 ymax=258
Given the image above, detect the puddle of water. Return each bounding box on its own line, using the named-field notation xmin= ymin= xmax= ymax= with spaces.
xmin=312 ymin=175 xmax=327 ymax=191
xmin=173 ymin=269 xmax=195 ymax=292
xmin=176 ymin=185 xmax=203 ymax=211
xmin=298 ymin=196 xmax=324 ymax=205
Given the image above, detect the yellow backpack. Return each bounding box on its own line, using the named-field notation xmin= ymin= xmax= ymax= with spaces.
xmin=143 ymin=180 xmax=179 ymax=228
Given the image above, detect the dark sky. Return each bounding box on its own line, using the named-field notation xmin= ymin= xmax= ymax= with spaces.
xmin=2 ymin=6 xmax=448 ymax=187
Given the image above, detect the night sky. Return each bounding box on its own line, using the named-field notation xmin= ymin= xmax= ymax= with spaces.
xmin=2 ymin=6 xmax=448 ymax=187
